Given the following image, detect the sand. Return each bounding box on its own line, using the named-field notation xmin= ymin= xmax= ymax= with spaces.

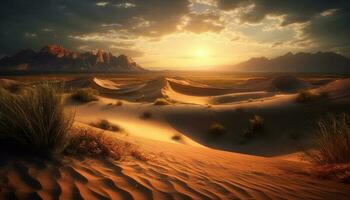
xmin=1 ymin=75 xmax=350 ymax=199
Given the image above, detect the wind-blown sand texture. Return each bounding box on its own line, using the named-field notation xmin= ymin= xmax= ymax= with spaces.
xmin=1 ymin=75 xmax=350 ymax=199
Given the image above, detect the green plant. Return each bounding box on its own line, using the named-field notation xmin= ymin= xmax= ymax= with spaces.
xmin=154 ymin=98 xmax=171 ymax=105
xmin=208 ymin=123 xmax=226 ymax=136
xmin=0 ymin=83 xmax=73 ymax=154
xmin=305 ymin=113 xmax=350 ymax=164
xmin=70 ymin=89 xmax=98 ymax=102
xmin=91 ymin=119 xmax=122 ymax=132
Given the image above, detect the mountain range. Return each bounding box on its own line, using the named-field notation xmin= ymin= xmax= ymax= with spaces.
xmin=0 ymin=45 xmax=144 ymax=72
xmin=231 ymin=52 xmax=350 ymax=73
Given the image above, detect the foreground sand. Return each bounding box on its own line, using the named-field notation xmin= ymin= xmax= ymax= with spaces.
xmin=1 ymin=75 xmax=350 ymax=199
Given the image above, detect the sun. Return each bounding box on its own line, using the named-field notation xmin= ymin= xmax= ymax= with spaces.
xmin=194 ymin=48 xmax=209 ymax=58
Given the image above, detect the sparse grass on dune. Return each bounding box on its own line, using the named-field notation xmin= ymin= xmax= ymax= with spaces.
xmin=70 ymin=88 xmax=98 ymax=103
xmin=65 ymin=128 xmax=148 ymax=161
xmin=154 ymin=98 xmax=171 ymax=105
xmin=305 ymin=113 xmax=350 ymax=183
xmin=239 ymin=115 xmax=265 ymax=144
xmin=90 ymin=119 xmax=122 ymax=132
xmin=0 ymin=83 xmax=73 ymax=154
xmin=296 ymin=90 xmax=328 ymax=103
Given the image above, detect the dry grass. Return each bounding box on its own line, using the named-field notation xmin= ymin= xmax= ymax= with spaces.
xmin=0 ymin=83 xmax=73 ymax=154
xmin=208 ymin=123 xmax=226 ymax=136
xmin=65 ymin=128 xmax=148 ymax=161
xmin=310 ymin=164 xmax=350 ymax=183
xmin=154 ymin=98 xmax=171 ymax=105
xmin=305 ymin=113 xmax=350 ymax=164
xmin=296 ymin=90 xmax=328 ymax=103
xmin=70 ymin=89 xmax=98 ymax=103
xmin=90 ymin=119 xmax=122 ymax=132
xmin=243 ymin=115 xmax=265 ymax=138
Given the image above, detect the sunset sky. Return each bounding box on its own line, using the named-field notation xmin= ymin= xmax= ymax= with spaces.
xmin=0 ymin=0 xmax=349 ymax=70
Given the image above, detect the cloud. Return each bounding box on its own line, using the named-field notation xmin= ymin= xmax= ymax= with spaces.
xmin=180 ymin=12 xmax=225 ymax=34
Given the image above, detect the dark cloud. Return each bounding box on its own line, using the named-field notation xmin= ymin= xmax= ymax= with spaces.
xmin=0 ymin=0 xmax=190 ymax=54
xmin=218 ymin=0 xmax=350 ymax=56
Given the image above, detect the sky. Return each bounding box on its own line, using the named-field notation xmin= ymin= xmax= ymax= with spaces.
xmin=0 ymin=0 xmax=349 ymax=70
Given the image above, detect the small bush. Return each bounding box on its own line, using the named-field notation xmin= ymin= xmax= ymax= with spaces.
xmin=296 ymin=90 xmax=328 ymax=103
xmin=91 ymin=119 xmax=122 ymax=132
xmin=172 ymin=134 xmax=183 ymax=141
xmin=115 ymin=100 xmax=123 ymax=106
xmin=208 ymin=123 xmax=226 ymax=136
xmin=154 ymin=98 xmax=171 ymax=105
xmin=70 ymin=89 xmax=98 ymax=103
xmin=0 ymin=83 xmax=73 ymax=154
xmin=305 ymin=113 xmax=350 ymax=164
xmin=140 ymin=111 xmax=152 ymax=119
xmin=3 ymin=84 xmax=24 ymax=94
xmin=242 ymin=115 xmax=264 ymax=140
xmin=65 ymin=128 xmax=147 ymax=161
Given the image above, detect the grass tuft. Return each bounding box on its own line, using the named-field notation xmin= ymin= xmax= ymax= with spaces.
xmin=90 ymin=119 xmax=122 ymax=132
xmin=140 ymin=111 xmax=152 ymax=119
xmin=305 ymin=113 xmax=350 ymax=164
xmin=0 ymin=83 xmax=73 ymax=154
xmin=70 ymin=89 xmax=98 ymax=103
xmin=171 ymin=134 xmax=183 ymax=141
xmin=115 ymin=100 xmax=123 ymax=106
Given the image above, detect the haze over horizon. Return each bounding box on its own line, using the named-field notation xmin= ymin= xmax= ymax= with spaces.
xmin=1 ymin=0 xmax=349 ymax=70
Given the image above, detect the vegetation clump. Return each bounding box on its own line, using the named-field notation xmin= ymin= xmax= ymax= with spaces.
xmin=305 ymin=113 xmax=350 ymax=183
xmin=65 ymin=128 xmax=147 ymax=161
xmin=115 ymin=100 xmax=123 ymax=106
xmin=91 ymin=119 xmax=122 ymax=132
xmin=296 ymin=90 xmax=328 ymax=103
xmin=70 ymin=89 xmax=98 ymax=102
xmin=171 ymin=134 xmax=183 ymax=141
xmin=208 ymin=123 xmax=226 ymax=136
xmin=0 ymin=83 xmax=73 ymax=154
xmin=154 ymin=98 xmax=171 ymax=105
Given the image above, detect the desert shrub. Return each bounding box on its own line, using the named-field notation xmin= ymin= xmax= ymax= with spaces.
xmin=140 ymin=111 xmax=152 ymax=119
xmin=115 ymin=100 xmax=123 ymax=106
xmin=296 ymin=90 xmax=328 ymax=103
xmin=91 ymin=119 xmax=122 ymax=132
xmin=242 ymin=115 xmax=265 ymax=140
xmin=154 ymin=98 xmax=171 ymax=105
xmin=70 ymin=89 xmax=98 ymax=102
xmin=171 ymin=134 xmax=183 ymax=141
xmin=65 ymin=128 xmax=147 ymax=161
xmin=0 ymin=83 xmax=73 ymax=154
xmin=305 ymin=113 xmax=350 ymax=164
xmin=208 ymin=123 xmax=226 ymax=136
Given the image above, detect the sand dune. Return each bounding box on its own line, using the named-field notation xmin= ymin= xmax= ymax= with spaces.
xmin=2 ymin=75 xmax=350 ymax=199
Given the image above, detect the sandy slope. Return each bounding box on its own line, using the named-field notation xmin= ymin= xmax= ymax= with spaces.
xmin=1 ymin=76 xmax=350 ymax=199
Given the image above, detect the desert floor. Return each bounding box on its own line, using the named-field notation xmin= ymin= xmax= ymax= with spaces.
xmin=1 ymin=72 xmax=350 ymax=200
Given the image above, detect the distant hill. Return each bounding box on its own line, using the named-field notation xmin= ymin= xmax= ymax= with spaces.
xmin=0 ymin=45 xmax=144 ymax=72
xmin=231 ymin=52 xmax=350 ymax=73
